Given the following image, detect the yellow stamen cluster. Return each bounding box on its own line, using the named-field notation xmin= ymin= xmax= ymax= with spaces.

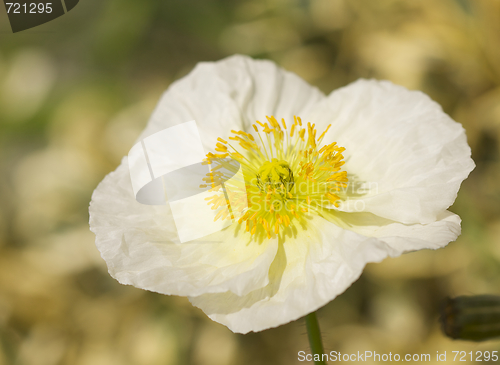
xmin=205 ymin=116 xmax=348 ymax=240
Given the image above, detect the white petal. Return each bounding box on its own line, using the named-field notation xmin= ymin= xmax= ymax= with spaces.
xmin=309 ymin=79 xmax=474 ymax=224
xmin=138 ymin=54 xmax=324 ymax=151
xmin=333 ymin=210 xmax=461 ymax=254
xmin=90 ymin=160 xmax=278 ymax=297
xmin=90 ymin=56 xmax=326 ymax=297
xmin=189 ymin=210 xmax=461 ymax=333
xmin=189 ymin=215 xmax=393 ymax=333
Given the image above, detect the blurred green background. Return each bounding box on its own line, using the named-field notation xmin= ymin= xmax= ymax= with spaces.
xmin=1 ymin=0 xmax=500 ymax=364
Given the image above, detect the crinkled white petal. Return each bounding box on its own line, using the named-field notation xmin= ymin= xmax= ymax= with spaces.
xmin=89 ymin=55 xmax=325 ymax=298
xmin=90 ymin=160 xmax=279 ymax=297
xmin=308 ymin=79 xmax=474 ymax=224
xmin=188 ymin=211 xmax=461 ymax=333
xmin=189 ymin=215 xmax=394 ymax=333
xmin=334 ymin=210 xmax=461 ymax=254
xmin=138 ymin=54 xmax=324 ymax=150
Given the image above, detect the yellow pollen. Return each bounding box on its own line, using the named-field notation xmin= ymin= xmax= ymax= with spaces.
xmin=299 ymin=129 xmax=306 ymax=141
xmin=205 ymin=116 xmax=348 ymax=240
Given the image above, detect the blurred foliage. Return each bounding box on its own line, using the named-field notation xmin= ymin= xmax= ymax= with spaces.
xmin=1 ymin=0 xmax=500 ymax=364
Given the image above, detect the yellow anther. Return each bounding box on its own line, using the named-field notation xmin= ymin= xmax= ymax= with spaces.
xmin=326 ymin=192 xmax=340 ymax=202
xmin=299 ymin=129 xmax=305 ymax=141
xmin=266 ymin=116 xmax=280 ymax=129
xmin=263 ymin=124 xmax=273 ymax=133
xmin=217 ymin=137 xmax=228 ymax=144
xmin=214 ymin=153 xmax=228 ymax=158
xmin=215 ymin=143 xmax=228 ymax=152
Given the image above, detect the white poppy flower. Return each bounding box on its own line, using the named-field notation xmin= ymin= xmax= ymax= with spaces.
xmin=89 ymin=55 xmax=474 ymax=334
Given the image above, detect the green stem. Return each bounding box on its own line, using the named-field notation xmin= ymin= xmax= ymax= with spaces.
xmin=305 ymin=311 xmax=327 ymax=365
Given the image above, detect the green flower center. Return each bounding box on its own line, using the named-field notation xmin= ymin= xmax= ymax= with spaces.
xmin=256 ymin=159 xmax=294 ymax=196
